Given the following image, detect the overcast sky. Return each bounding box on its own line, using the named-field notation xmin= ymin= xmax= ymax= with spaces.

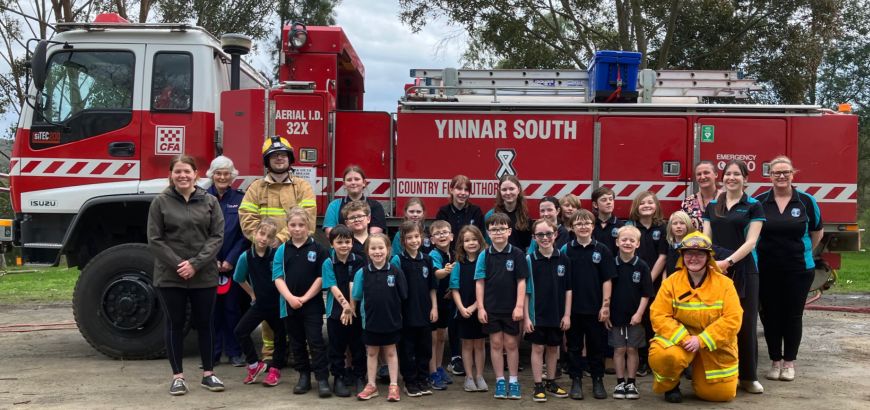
xmin=330 ymin=1 xmax=464 ymax=112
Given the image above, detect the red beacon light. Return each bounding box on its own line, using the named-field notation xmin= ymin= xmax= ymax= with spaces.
xmin=93 ymin=13 xmax=130 ymax=23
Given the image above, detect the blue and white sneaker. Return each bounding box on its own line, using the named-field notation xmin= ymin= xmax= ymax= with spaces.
xmin=508 ymin=381 xmax=521 ymax=400
xmin=429 ymin=372 xmax=447 ymax=390
xmin=437 ymin=367 xmax=453 ymax=384
xmin=494 ymin=379 xmax=507 ymax=399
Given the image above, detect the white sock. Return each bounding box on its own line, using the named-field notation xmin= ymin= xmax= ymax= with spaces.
xmin=247 ymin=362 xmax=258 ymax=369
xmin=509 ymin=376 xmax=518 ymax=383
xmin=496 ymin=376 xmax=505 ymax=382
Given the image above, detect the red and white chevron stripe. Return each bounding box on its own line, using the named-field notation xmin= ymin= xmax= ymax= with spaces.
xmin=10 ymin=158 xmax=139 ymax=179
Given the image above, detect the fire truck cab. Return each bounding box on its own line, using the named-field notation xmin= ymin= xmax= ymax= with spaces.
xmin=11 ymin=14 xmax=859 ymax=359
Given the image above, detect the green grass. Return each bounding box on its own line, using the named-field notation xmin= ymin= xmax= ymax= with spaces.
xmin=830 ymin=251 xmax=870 ymax=293
xmin=0 ymin=266 xmax=79 ymax=304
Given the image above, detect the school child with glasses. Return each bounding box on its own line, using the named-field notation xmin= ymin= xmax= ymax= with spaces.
xmin=560 ymin=209 xmax=616 ymax=400
xmin=342 ymin=200 xmax=372 ymax=259
xmin=475 ymin=212 xmax=529 ymax=400
xmin=524 ymin=219 xmax=572 ymax=402
xmin=428 ymin=220 xmax=456 ymax=389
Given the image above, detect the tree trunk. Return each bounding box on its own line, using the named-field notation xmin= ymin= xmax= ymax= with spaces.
xmin=656 ymin=0 xmax=681 ymax=70
xmin=630 ymin=0 xmax=647 ymax=68
xmin=112 ymin=0 xmax=128 ymax=20
xmin=139 ymin=0 xmax=151 ymax=23
xmin=615 ymin=0 xmax=631 ymax=50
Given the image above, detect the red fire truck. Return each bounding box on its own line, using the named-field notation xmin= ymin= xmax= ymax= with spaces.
xmin=8 ymin=14 xmax=858 ymax=359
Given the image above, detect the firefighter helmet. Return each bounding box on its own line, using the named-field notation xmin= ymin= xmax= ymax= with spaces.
xmin=262 ymin=136 xmax=295 ymax=167
xmin=677 ymin=231 xmax=715 ymax=254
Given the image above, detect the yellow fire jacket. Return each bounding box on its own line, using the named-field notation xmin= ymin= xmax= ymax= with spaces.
xmin=239 ymin=173 xmax=316 ymax=243
xmin=651 ymin=265 xmax=743 ymax=383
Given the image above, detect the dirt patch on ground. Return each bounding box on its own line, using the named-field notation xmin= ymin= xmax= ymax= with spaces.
xmin=1 ymin=303 xmax=868 ymax=409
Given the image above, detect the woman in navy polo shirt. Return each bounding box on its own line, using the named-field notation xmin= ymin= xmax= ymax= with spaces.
xmin=754 ymin=156 xmax=822 ymax=383
xmin=702 ymin=160 xmax=765 ymax=394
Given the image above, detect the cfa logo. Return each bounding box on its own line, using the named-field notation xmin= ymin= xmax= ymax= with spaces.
xmin=155 ymin=126 xmax=185 ymax=155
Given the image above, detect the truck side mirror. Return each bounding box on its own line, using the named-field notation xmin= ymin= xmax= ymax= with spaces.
xmin=30 ymin=40 xmax=48 ymax=92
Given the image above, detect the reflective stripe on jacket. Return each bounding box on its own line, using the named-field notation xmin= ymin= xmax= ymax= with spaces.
xmin=239 ymin=173 xmax=316 ymax=243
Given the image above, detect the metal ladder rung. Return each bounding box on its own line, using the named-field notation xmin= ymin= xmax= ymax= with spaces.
xmin=655 ymin=70 xmax=745 ymax=81
xmin=411 ymin=68 xmax=589 ymax=81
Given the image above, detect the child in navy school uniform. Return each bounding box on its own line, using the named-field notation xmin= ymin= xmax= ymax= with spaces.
xmin=607 ymin=225 xmax=653 ymax=400
xmin=352 ymin=233 xmax=407 ymax=402
xmin=476 ymin=212 xmax=529 ymax=400
xmin=322 ymin=224 xmax=367 ymax=397
xmin=428 ymin=220 xmax=456 ymax=389
xmin=626 ymin=191 xmax=668 ymax=376
xmin=273 ymin=208 xmax=331 ymax=397
xmin=393 ymin=198 xmax=435 ymax=257
xmin=391 ymin=221 xmax=438 ymax=397
xmin=436 ymin=174 xmax=486 ymax=242
xmin=561 ymin=209 xmax=616 ymax=400
xmin=232 ymin=218 xmax=287 ymax=386
xmin=524 ymin=219 xmax=572 ymax=402
xmin=450 ymin=225 xmax=488 ymax=392
xmin=343 ymin=200 xmax=372 ymax=259
xmin=664 ymin=211 xmax=697 ymax=278
xmin=591 ymin=187 xmax=624 ymax=256
xmin=528 ymin=196 xmax=571 ymax=254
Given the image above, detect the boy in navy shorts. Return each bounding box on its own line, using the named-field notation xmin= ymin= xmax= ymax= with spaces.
xmin=561 ymin=209 xmax=616 ymax=400
xmin=524 ymin=219 xmax=572 ymax=402
xmin=428 ymin=220 xmax=455 ymax=389
xmin=475 ymin=212 xmax=528 ymax=400
xmin=322 ymin=224 xmax=367 ymax=396
xmin=607 ymin=225 xmax=653 ymax=400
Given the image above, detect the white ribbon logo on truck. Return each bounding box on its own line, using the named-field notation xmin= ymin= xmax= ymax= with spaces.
xmin=496 ymin=149 xmax=517 ymax=178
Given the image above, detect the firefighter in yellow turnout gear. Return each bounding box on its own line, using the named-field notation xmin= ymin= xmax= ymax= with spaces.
xmin=238 ymin=136 xmax=317 ymax=359
xmin=649 ymin=232 xmax=742 ymax=403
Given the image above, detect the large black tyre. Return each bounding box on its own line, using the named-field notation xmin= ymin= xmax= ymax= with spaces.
xmin=73 ymin=243 xmax=165 ymax=359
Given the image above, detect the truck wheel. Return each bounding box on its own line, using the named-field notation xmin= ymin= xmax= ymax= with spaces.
xmin=73 ymin=243 xmax=164 ymax=359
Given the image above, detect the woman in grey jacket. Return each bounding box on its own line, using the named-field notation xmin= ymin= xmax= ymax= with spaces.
xmin=148 ymin=155 xmax=225 ymax=395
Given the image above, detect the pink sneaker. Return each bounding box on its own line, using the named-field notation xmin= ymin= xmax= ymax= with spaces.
xmin=262 ymin=367 xmax=281 ymax=387
xmin=243 ymin=362 xmax=267 ymax=384
xmin=357 ymin=383 xmax=379 ymax=400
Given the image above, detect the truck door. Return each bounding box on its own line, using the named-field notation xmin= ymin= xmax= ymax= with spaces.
xmin=15 ymin=44 xmax=144 ymax=263
xmin=139 ymin=44 xmax=215 ymax=188
xmin=333 ymin=111 xmax=393 ymax=216
xmin=271 ymin=92 xmax=329 ymax=210
xmin=696 ymin=117 xmax=787 ymax=196
xmin=598 ymin=116 xmax=689 ymax=217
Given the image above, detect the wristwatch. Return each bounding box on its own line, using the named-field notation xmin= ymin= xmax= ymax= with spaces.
xmin=726 ymin=258 xmax=735 ymax=267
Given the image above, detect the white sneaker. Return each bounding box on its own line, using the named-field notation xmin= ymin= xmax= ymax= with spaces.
xmin=740 ymin=380 xmax=764 ymax=394
xmin=464 ymin=377 xmax=477 ymax=392
xmin=765 ymin=364 xmax=782 ymax=381
xmin=475 ymin=376 xmax=488 ymax=392
xmin=780 ymin=367 xmax=795 ymax=381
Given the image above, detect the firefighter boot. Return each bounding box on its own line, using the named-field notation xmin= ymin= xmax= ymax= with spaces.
xmin=592 ymin=376 xmax=607 ymax=399
xmin=570 ymin=377 xmax=583 ymax=400
xmin=294 ymin=372 xmax=312 ymax=394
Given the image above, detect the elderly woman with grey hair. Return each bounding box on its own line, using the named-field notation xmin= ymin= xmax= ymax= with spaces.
xmin=207 ymin=155 xmax=250 ymax=367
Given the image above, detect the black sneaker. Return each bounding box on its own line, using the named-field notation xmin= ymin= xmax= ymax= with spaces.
xmin=201 ymin=375 xmax=225 ymax=392
xmin=665 ymin=385 xmax=683 ymax=403
xmin=169 ymin=378 xmax=188 ymax=396
xmin=545 ymin=379 xmax=569 ymax=398
xmin=612 ymin=382 xmax=626 ymax=399
xmin=417 ymin=380 xmax=433 ymax=395
xmin=229 ymin=355 xmax=246 ymax=367
xmin=533 ymin=383 xmax=547 ymax=402
xmin=404 ymin=382 xmax=423 ymax=397
xmin=636 ymin=363 xmax=650 ymax=377
xmin=624 ymin=382 xmax=639 ymax=399
xmin=448 ymin=356 xmax=466 ymax=376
